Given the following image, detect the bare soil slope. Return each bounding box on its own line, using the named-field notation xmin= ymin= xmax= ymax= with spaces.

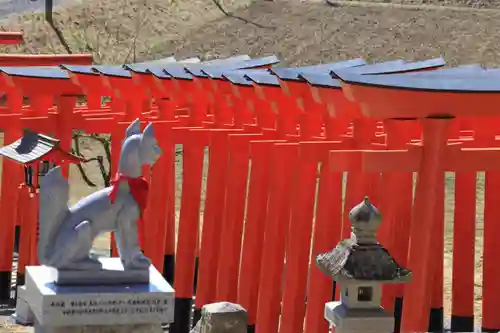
xmin=0 ymin=0 xmax=252 ymax=63
xmin=159 ymin=0 xmax=500 ymax=67
xmin=342 ymin=0 xmax=498 ymax=8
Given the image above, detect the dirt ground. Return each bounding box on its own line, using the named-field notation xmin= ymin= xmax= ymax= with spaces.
xmin=341 ymin=0 xmax=498 ymax=8
xmin=0 ymin=0 xmax=253 ymax=64
xmin=0 ymin=0 xmax=497 ymax=330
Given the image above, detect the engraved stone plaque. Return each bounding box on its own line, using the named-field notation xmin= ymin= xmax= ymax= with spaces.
xmin=23 ymin=258 xmax=174 ymax=327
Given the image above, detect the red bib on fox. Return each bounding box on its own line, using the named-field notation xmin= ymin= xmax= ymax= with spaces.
xmin=109 ymin=173 xmax=149 ymax=222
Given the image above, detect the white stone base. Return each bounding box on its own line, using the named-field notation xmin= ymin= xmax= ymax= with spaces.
xmin=34 ymin=321 xmax=163 ymax=333
xmin=325 ymin=302 xmax=394 ymax=333
xmin=15 ymin=258 xmax=175 ymax=329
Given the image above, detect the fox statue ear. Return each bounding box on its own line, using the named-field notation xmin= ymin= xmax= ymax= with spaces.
xmin=142 ymin=123 xmax=155 ymax=139
xmin=125 ymin=118 xmax=141 ymax=138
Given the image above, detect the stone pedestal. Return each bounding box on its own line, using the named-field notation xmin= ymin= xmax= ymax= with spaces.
xmin=13 ymin=258 xmax=175 ymax=332
xmin=12 ymin=285 xmax=35 ymax=325
xmin=33 ymin=323 xmax=163 ymax=333
xmin=325 ymin=302 xmax=394 ymax=333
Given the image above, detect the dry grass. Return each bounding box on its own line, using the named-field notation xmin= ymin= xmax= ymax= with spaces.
xmin=0 ymin=0 xmax=252 ymax=64
xmin=339 ymin=0 xmax=499 ymax=8
xmin=157 ymin=0 xmax=500 ymax=67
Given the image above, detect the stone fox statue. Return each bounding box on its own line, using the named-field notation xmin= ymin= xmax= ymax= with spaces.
xmin=38 ymin=119 xmax=162 ymax=271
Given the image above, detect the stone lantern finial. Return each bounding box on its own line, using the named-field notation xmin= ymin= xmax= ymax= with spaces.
xmin=348 ymin=196 xmax=381 ymax=245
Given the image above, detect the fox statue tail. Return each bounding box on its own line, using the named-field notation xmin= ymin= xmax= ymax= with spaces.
xmin=38 ymin=166 xmax=70 ymax=265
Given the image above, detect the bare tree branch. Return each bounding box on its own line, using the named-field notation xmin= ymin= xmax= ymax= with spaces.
xmin=72 ymin=133 xmax=111 ymax=188
xmin=72 ymin=134 xmax=97 ymax=187
xmin=123 ymin=1 xmax=149 ymax=64
xmin=211 ymin=0 xmax=276 ymax=30
xmin=48 ymin=20 xmax=73 ymax=54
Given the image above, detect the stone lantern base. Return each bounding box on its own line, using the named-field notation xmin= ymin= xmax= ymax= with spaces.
xmin=325 ymin=302 xmax=394 ymax=333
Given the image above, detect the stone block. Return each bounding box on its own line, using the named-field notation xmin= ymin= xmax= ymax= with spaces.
xmin=49 ymin=258 xmax=149 ymax=286
xmin=325 ymin=301 xmax=394 ymax=333
xmin=339 ymin=283 xmax=382 ymax=309
xmin=198 ymin=302 xmax=247 ymax=333
xmin=22 ymin=261 xmax=174 ymax=328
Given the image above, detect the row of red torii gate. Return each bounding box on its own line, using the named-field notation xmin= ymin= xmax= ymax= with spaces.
xmin=0 ymin=30 xmax=497 ymax=333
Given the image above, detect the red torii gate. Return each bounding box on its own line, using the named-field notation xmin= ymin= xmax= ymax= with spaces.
xmin=335 ymin=70 xmax=500 ymax=332
xmin=0 ymin=54 xmax=93 ymax=66
xmin=0 ymin=32 xmax=23 ymax=45
xmin=0 ymin=30 xmax=92 ymax=65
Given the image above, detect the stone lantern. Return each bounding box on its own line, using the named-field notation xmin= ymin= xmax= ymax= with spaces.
xmin=315 ymin=197 xmax=412 ymax=333
xmin=0 ymin=130 xmax=83 ymax=191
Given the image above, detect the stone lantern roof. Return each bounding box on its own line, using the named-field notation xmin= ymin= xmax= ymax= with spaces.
xmin=0 ymin=130 xmax=83 ymax=165
xmin=315 ymin=197 xmax=412 ymax=282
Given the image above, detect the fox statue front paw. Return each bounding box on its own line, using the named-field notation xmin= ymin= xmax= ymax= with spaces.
xmin=123 ymin=251 xmax=151 ymax=270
